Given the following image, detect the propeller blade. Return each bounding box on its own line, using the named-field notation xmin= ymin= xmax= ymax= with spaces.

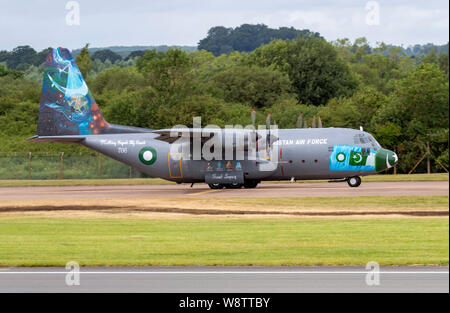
xmin=312 ymin=115 xmax=316 ymax=128
xmin=296 ymin=114 xmax=303 ymax=128
xmin=303 ymin=120 xmax=308 ymax=128
xmin=266 ymin=114 xmax=271 ymax=129
xmin=251 ymin=110 xmax=256 ymax=126
xmin=265 ymin=113 xmax=271 ymax=149
xmin=318 ymin=116 xmax=323 ymax=128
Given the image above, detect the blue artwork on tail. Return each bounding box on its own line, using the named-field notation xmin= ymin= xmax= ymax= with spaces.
xmin=37 ymin=47 xmax=109 ymax=136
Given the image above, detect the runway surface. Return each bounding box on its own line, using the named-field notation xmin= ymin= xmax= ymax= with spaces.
xmin=0 ymin=181 xmax=448 ymax=201
xmin=0 ymin=266 xmax=448 ymax=293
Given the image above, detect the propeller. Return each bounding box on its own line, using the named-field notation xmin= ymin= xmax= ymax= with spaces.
xmin=296 ymin=114 xmax=303 ymax=128
xmin=249 ymin=110 xmax=257 ymax=152
xmin=266 ymin=113 xmax=271 ymax=151
xmin=318 ymin=115 xmax=323 ymax=128
xmin=311 ymin=115 xmax=316 ymax=128
xmin=265 ymin=113 xmax=271 ymax=129
xmin=251 ymin=110 xmax=256 ymax=127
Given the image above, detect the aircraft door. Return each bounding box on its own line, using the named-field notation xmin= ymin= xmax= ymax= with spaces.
xmin=168 ymin=150 xmax=183 ymax=179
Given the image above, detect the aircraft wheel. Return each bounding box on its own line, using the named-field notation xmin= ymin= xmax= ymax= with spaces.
xmin=243 ymin=180 xmax=259 ymax=188
xmin=225 ymin=183 xmax=243 ymax=189
xmin=208 ymin=183 xmax=224 ymax=189
xmin=347 ymin=176 xmax=361 ymax=187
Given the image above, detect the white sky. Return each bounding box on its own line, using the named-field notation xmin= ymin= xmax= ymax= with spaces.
xmin=0 ymin=0 xmax=448 ymax=51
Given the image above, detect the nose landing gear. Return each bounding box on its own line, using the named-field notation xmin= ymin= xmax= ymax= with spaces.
xmin=243 ymin=180 xmax=259 ymax=188
xmin=347 ymin=176 xmax=362 ymax=187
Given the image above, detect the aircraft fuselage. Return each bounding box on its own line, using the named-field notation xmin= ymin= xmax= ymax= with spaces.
xmin=82 ymin=127 xmax=396 ymax=185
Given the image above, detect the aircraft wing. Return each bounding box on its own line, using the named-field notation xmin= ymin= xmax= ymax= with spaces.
xmin=151 ymin=129 xmax=277 ymax=145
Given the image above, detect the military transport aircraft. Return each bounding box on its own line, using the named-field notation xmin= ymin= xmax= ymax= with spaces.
xmin=29 ymin=48 xmax=398 ymax=189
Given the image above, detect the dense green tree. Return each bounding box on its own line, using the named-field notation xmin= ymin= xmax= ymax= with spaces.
xmin=0 ymin=46 xmax=47 ymax=70
xmin=268 ymin=98 xmax=319 ymax=129
xmin=373 ymin=63 xmax=449 ymax=172
xmin=319 ymin=87 xmax=388 ymax=130
xmin=125 ymin=50 xmax=146 ymax=61
xmin=351 ymin=52 xmax=414 ymax=94
xmin=198 ymin=24 xmax=321 ymax=56
xmin=0 ymin=50 xmax=8 ymax=62
xmin=421 ymin=49 xmax=439 ymax=65
xmin=92 ymin=49 xmax=122 ymax=63
xmin=249 ymin=37 xmax=358 ymax=106
xmin=75 ymin=44 xmax=93 ymax=78
xmin=438 ymin=53 xmax=448 ymax=77
xmin=190 ymin=50 xmax=245 ymax=84
xmin=209 ymin=65 xmax=294 ymax=108
xmin=132 ymin=49 xmax=200 ymax=128
xmin=0 ymin=64 xmax=24 ymax=79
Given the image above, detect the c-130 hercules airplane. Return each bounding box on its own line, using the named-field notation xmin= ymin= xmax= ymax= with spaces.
xmin=29 ymin=48 xmax=398 ymax=189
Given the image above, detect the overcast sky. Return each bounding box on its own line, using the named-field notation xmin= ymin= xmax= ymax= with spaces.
xmin=0 ymin=0 xmax=448 ymax=51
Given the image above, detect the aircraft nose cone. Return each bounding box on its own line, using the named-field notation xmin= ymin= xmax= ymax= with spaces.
xmin=375 ymin=148 xmax=398 ymax=172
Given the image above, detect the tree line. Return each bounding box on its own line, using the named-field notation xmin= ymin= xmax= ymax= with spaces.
xmin=0 ymin=30 xmax=448 ymax=174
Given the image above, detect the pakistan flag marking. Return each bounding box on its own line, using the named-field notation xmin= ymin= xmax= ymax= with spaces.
xmin=349 ymin=150 xmax=368 ymax=166
xmin=139 ymin=147 xmax=157 ymax=165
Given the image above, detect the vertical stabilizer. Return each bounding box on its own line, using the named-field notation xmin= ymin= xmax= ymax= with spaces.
xmin=37 ymin=47 xmax=109 ymax=136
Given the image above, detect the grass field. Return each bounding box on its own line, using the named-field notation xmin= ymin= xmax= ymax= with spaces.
xmin=0 ymin=173 xmax=447 ymax=187
xmin=0 ymin=217 xmax=447 ymax=266
xmin=361 ymin=173 xmax=449 ymax=182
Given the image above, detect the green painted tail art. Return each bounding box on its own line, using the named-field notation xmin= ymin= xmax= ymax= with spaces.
xmin=375 ymin=148 xmax=398 ymax=172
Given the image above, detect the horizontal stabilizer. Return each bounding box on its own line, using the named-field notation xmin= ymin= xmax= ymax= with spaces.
xmin=27 ymin=135 xmax=85 ymax=144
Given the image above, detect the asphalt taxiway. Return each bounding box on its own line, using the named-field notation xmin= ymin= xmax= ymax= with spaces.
xmin=0 ymin=181 xmax=448 ymax=201
xmin=0 ymin=266 xmax=448 ymax=293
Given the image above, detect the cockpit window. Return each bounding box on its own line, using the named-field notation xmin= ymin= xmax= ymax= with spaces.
xmin=367 ymin=135 xmax=381 ymax=150
xmin=354 ymin=133 xmax=381 ymax=150
xmin=354 ymin=134 xmax=369 ymax=144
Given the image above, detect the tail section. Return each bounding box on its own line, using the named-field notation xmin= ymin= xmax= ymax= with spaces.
xmin=37 ymin=47 xmax=109 ymax=136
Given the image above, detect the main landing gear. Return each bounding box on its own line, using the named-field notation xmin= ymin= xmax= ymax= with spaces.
xmin=208 ymin=180 xmax=260 ymax=190
xmin=347 ymin=176 xmax=362 ymax=187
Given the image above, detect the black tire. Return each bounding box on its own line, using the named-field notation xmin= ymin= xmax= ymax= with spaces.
xmin=347 ymin=176 xmax=362 ymax=187
xmin=244 ymin=180 xmax=259 ymax=188
xmin=208 ymin=183 xmax=224 ymax=189
xmin=224 ymin=183 xmax=243 ymax=189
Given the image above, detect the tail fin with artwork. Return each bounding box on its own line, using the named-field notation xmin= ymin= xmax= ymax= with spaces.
xmin=29 ymin=47 xmax=149 ymax=143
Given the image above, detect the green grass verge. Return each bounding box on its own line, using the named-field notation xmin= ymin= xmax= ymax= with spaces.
xmin=0 ymin=173 xmax=448 ymax=187
xmin=362 ymin=173 xmax=449 ymax=182
xmin=0 ymin=217 xmax=447 ymax=266
xmin=216 ymin=195 xmax=449 ymax=210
